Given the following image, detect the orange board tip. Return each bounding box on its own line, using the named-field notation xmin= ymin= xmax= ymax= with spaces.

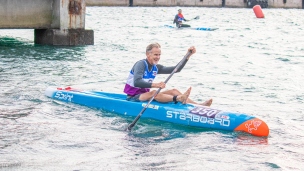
xmin=234 ymin=118 xmax=269 ymax=137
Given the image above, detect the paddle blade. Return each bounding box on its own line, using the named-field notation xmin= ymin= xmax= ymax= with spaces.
xmin=194 ymin=16 xmax=200 ymax=20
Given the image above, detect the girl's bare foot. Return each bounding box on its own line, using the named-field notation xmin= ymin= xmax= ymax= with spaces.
xmin=177 ymin=87 xmax=192 ymax=104
xmin=200 ymin=99 xmax=213 ymax=107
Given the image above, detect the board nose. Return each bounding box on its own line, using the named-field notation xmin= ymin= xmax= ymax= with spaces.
xmin=234 ymin=118 xmax=269 ymax=137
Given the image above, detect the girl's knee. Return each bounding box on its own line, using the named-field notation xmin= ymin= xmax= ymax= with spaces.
xmin=171 ymin=88 xmax=181 ymax=94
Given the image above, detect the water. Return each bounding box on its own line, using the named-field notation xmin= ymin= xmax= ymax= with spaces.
xmin=0 ymin=7 xmax=303 ymax=170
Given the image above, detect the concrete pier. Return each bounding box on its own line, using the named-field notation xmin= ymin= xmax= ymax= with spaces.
xmin=34 ymin=29 xmax=94 ymax=46
xmin=0 ymin=0 xmax=94 ymax=46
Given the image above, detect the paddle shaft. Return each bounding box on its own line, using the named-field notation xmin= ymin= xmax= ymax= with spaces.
xmin=126 ymin=51 xmax=192 ymax=131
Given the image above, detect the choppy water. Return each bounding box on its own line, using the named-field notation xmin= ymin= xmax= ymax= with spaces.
xmin=0 ymin=7 xmax=303 ymax=171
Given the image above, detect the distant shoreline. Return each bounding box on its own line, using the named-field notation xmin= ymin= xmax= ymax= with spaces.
xmin=86 ymin=0 xmax=303 ymax=9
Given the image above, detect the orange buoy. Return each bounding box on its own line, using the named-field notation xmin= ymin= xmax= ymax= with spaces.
xmin=253 ymin=5 xmax=264 ymax=18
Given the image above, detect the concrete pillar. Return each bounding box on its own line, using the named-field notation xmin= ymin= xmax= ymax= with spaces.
xmin=35 ymin=0 xmax=94 ymax=46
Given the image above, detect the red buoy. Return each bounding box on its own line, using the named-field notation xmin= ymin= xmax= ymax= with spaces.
xmin=253 ymin=5 xmax=264 ymax=18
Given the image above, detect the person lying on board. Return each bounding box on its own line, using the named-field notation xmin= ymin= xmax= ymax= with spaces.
xmin=123 ymin=43 xmax=212 ymax=106
xmin=173 ymin=9 xmax=191 ymax=28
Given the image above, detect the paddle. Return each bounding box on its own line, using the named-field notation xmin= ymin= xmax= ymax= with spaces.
xmin=193 ymin=16 xmax=200 ymax=20
xmin=125 ymin=50 xmax=192 ymax=131
xmin=187 ymin=16 xmax=200 ymax=21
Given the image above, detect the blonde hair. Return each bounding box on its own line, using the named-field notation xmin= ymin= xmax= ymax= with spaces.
xmin=146 ymin=43 xmax=161 ymax=53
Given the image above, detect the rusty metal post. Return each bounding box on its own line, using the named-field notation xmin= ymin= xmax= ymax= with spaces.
xmin=62 ymin=0 xmax=85 ymax=29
